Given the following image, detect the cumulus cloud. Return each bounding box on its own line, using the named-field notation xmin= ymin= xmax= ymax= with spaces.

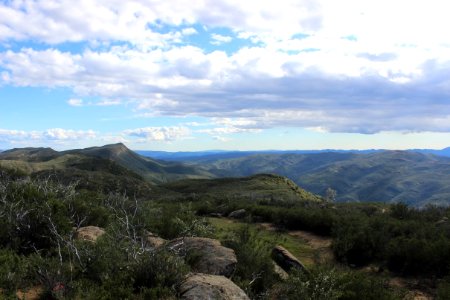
xmin=0 ymin=0 xmax=322 ymax=44
xmin=210 ymin=33 xmax=232 ymax=45
xmin=0 ymin=128 xmax=96 ymax=146
xmin=67 ymin=98 xmax=83 ymax=106
xmin=123 ymin=126 xmax=191 ymax=142
xmin=182 ymin=27 xmax=198 ymax=36
xmin=43 ymin=128 xmax=96 ymax=140
xmin=2 ymin=43 xmax=450 ymax=134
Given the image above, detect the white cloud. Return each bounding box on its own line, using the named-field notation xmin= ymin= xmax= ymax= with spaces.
xmin=0 ymin=0 xmax=322 ymax=44
xmin=67 ymin=98 xmax=83 ymax=106
xmin=123 ymin=126 xmax=191 ymax=142
xmin=43 ymin=128 xmax=96 ymax=140
xmin=211 ymin=33 xmax=232 ymax=45
xmin=97 ymin=99 xmax=121 ymax=106
xmin=0 ymin=128 xmax=96 ymax=145
xmin=182 ymin=27 xmax=198 ymax=36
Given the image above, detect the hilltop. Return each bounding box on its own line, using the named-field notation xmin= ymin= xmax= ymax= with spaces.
xmin=158 ymin=173 xmax=322 ymax=204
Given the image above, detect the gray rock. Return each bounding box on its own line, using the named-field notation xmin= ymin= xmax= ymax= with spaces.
xmin=272 ymin=245 xmax=308 ymax=273
xmin=167 ymin=237 xmax=237 ymax=277
xmin=228 ymin=209 xmax=246 ymax=219
xmin=179 ymin=273 xmax=249 ymax=300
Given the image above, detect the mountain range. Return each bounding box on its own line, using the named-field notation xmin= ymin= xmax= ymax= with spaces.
xmin=2 ymin=143 xmax=450 ymax=206
xmin=136 ymin=147 xmax=450 ymax=161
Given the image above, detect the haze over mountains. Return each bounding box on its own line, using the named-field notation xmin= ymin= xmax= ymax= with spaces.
xmin=2 ymin=143 xmax=450 ymax=207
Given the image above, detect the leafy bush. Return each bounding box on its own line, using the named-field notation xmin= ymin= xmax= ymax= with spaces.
xmin=275 ymin=267 xmax=345 ymax=300
xmin=223 ymin=225 xmax=278 ymax=298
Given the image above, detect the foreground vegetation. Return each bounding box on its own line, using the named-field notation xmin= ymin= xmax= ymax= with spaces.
xmin=1 ymin=166 xmax=450 ymax=299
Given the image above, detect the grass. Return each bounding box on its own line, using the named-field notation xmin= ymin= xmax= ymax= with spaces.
xmin=208 ymin=217 xmax=317 ymax=267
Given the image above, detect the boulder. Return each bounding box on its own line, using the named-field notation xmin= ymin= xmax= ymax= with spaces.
xmin=75 ymin=226 xmax=105 ymax=242
xmin=228 ymin=209 xmax=246 ymax=219
xmin=167 ymin=237 xmax=237 ymax=277
xmin=271 ymin=245 xmax=308 ymax=273
xmin=179 ymin=273 xmax=249 ymax=300
xmin=145 ymin=231 xmax=166 ymax=248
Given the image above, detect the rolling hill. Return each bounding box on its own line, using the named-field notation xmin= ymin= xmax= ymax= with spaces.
xmin=189 ymin=151 xmax=450 ymax=207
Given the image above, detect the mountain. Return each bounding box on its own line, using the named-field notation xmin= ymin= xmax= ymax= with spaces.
xmin=414 ymin=147 xmax=450 ymax=157
xmin=187 ymin=151 xmax=450 ymax=207
xmin=64 ymin=143 xmax=214 ymax=183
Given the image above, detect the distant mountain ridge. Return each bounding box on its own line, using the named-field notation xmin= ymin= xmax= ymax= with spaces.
xmin=137 ymin=147 xmax=450 ymax=161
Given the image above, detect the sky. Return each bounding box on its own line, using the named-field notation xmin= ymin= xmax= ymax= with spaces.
xmin=1 ymin=0 xmax=450 ymax=151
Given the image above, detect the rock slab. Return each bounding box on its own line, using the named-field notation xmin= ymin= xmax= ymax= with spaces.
xmin=179 ymin=273 xmax=249 ymax=300
xmin=167 ymin=237 xmax=237 ymax=277
xmin=271 ymin=245 xmax=308 ymax=273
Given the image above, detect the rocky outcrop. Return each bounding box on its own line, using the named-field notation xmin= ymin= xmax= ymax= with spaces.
xmin=179 ymin=273 xmax=249 ymax=300
xmin=272 ymin=245 xmax=308 ymax=273
xmin=228 ymin=209 xmax=246 ymax=219
xmin=75 ymin=226 xmax=105 ymax=242
xmin=167 ymin=237 xmax=237 ymax=277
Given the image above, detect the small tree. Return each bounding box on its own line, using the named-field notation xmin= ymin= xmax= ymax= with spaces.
xmin=325 ymin=188 xmax=337 ymax=202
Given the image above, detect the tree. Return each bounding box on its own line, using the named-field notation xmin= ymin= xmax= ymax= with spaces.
xmin=325 ymin=188 xmax=337 ymax=202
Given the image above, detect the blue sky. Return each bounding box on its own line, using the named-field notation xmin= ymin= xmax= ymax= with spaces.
xmin=1 ymin=0 xmax=450 ymax=151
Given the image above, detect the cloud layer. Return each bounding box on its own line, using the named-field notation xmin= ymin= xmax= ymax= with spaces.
xmin=1 ymin=0 xmax=450 ymax=138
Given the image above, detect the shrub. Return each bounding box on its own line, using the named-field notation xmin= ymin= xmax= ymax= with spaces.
xmin=223 ymin=225 xmax=278 ymax=298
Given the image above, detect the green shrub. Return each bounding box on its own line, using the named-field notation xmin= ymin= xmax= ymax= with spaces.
xmin=276 ymin=267 xmax=344 ymax=300
xmin=223 ymin=226 xmax=278 ymax=298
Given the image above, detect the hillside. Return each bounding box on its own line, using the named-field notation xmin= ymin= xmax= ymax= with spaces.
xmin=190 ymin=151 xmax=450 ymax=207
xmin=299 ymin=151 xmax=450 ymax=206
xmin=0 ymin=143 xmax=214 ymax=185
xmin=157 ymin=173 xmax=322 ymax=204
xmin=0 ymin=151 xmax=153 ymax=196
xmin=0 ymin=147 xmax=60 ymax=162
